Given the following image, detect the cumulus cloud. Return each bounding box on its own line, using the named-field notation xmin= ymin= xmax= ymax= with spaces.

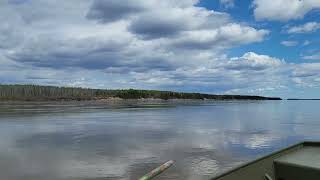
xmin=227 ymin=52 xmax=285 ymax=71
xmin=126 ymin=4 xmax=232 ymax=39
xmin=128 ymin=11 xmax=192 ymax=39
xmin=86 ymin=0 xmax=146 ymax=23
xmin=170 ymin=24 xmax=269 ymax=50
xmin=215 ymin=24 xmax=269 ymax=45
xmin=303 ymin=53 xmax=320 ymax=60
xmin=220 ymin=0 xmax=235 ymax=8
xmin=253 ymin=0 xmax=320 ymax=21
xmin=132 ymin=52 xmax=288 ymax=93
xmin=1 ymin=0 xmax=319 ymax=96
xmin=303 ymin=40 xmax=311 ymax=46
xmin=287 ymin=22 xmax=320 ymax=33
xmin=3 ymin=0 xmax=268 ymax=71
xmin=281 ymin=40 xmax=298 ymax=47
xmin=291 ymin=63 xmax=320 ymax=87
xmin=0 ymin=2 xmax=25 ymax=50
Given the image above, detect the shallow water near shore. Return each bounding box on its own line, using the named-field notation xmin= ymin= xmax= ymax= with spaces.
xmin=0 ymin=100 xmax=319 ymax=180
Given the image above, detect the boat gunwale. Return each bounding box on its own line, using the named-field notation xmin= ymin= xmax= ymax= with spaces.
xmin=211 ymin=141 xmax=320 ymax=179
xmin=274 ymin=160 xmax=320 ymax=172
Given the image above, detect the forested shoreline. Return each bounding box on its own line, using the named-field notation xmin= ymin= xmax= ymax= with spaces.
xmin=0 ymin=85 xmax=282 ymax=101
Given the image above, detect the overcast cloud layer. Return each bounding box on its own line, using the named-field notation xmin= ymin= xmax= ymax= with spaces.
xmin=0 ymin=0 xmax=320 ymax=98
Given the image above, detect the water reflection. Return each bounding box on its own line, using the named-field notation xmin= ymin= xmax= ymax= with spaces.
xmin=0 ymin=100 xmax=320 ymax=180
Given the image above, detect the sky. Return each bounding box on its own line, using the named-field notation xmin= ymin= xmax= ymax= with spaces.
xmin=0 ymin=0 xmax=320 ymax=98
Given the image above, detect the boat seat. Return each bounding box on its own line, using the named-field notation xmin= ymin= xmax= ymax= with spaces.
xmin=273 ymin=146 xmax=320 ymax=180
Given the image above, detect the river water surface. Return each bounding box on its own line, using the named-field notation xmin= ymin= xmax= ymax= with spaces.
xmin=0 ymin=100 xmax=319 ymax=180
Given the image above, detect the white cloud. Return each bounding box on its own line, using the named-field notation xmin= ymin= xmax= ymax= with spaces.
xmin=303 ymin=40 xmax=311 ymax=46
xmin=303 ymin=53 xmax=320 ymax=60
xmin=228 ymin=52 xmax=285 ymax=70
xmin=287 ymin=22 xmax=320 ymax=33
xmin=253 ymin=0 xmax=320 ymax=21
xmin=291 ymin=63 xmax=320 ymax=87
xmin=170 ymin=24 xmax=269 ymax=50
xmin=220 ymin=0 xmax=235 ymax=8
xmin=1 ymin=0 xmax=269 ymax=73
xmin=218 ymin=52 xmax=289 ymax=94
xmin=281 ymin=40 xmax=298 ymax=47
xmin=1 ymin=0 xmax=320 ymax=96
xmin=217 ymin=24 xmax=269 ymax=45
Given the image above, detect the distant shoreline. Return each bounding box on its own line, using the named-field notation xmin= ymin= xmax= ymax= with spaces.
xmin=0 ymin=84 xmax=282 ymax=101
xmin=0 ymin=98 xmax=282 ymax=102
xmin=287 ymin=99 xmax=320 ymax=100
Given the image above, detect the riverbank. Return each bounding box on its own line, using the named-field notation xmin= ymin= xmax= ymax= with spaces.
xmin=0 ymin=84 xmax=282 ymax=101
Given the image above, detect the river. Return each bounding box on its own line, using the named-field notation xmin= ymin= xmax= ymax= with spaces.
xmin=0 ymin=100 xmax=319 ymax=180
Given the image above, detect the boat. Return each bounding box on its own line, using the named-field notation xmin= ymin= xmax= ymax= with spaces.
xmin=138 ymin=141 xmax=320 ymax=180
xmin=211 ymin=141 xmax=320 ymax=180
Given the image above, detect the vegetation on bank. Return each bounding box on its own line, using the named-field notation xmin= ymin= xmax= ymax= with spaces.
xmin=0 ymin=84 xmax=282 ymax=101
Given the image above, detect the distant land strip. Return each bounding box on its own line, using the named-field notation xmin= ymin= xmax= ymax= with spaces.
xmin=287 ymin=99 xmax=320 ymax=100
xmin=0 ymin=84 xmax=282 ymax=101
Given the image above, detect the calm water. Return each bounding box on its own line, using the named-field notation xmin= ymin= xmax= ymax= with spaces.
xmin=0 ymin=100 xmax=319 ymax=180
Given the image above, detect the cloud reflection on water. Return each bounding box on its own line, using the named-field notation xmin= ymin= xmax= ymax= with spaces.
xmin=0 ymin=101 xmax=319 ymax=180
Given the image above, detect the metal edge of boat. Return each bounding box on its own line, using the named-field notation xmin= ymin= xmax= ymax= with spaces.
xmin=210 ymin=141 xmax=320 ymax=180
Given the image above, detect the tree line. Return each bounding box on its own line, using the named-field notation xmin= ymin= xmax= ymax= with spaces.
xmin=0 ymin=84 xmax=281 ymax=101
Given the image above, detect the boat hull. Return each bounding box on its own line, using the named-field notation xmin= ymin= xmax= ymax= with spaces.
xmin=211 ymin=141 xmax=320 ymax=180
